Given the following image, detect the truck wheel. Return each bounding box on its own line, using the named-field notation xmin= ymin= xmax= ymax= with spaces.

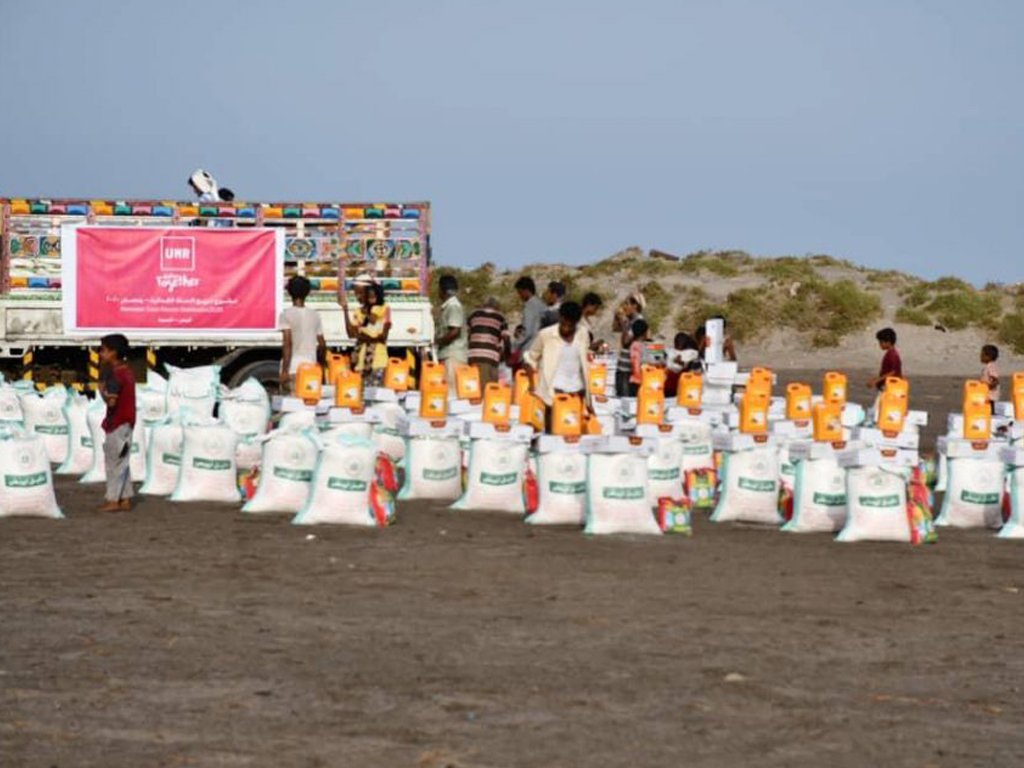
xmin=229 ymin=360 xmax=281 ymax=394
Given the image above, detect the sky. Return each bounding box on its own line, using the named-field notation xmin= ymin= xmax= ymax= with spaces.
xmin=1 ymin=0 xmax=1021 ymax=282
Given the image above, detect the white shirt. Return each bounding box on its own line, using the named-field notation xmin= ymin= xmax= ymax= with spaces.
xmin=279 ymin=306 xmax=323 ymax=374
xmin=667 ymin=349 xmax=700 ymax=374
xmin=552 ymin=338 xmax=585 ymax=392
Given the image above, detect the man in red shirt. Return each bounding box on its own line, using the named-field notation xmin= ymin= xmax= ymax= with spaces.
xmin=98 ymin=334 xmax=136 ymax=511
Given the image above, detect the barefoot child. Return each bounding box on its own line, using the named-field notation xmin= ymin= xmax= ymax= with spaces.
xmin=98 ymin=334 xmax=136 ymax=511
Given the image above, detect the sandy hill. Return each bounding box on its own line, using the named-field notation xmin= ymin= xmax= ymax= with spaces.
xmin=434 ymin=249 xmax=1024 ymax=376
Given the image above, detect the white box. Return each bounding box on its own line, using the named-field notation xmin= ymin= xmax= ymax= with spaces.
xmin=633 ymin=422 xmax=694 ymax=438
xmin=1000 ymin=446 xmax=1024 ymax=466
xmin=397 ymin=416 xmax=464 ymax=438
xmin=535 ymin=434 xmax=608 ymax=454
xmin=590 ymin=434 xmax=655 ymax=456
xmin=272 ymin=396 xmax=331 ymax=415
xmin=854 ymin=427 xmax=920 ymax=450
xmin=464 ymin=421 xmax=534 ymax=442
xmin=713 ymin=432 xmax=776 ymax=452
xmin=592 ymin=396 xmax=622 ymax=417
xmin=327 ymin=407 xmax=381 ymax=424
xmin=771 ymin=420 xmax=814 ymax=440
xmin=905 ymin=410 xmax=928 ymax=427
xmin=448 ymin=398 xmax=481 ymax=415
xmin=841 ymin=403 xmax=866 ymax=428
xmin=1010 ymin=423 xmax=1024 ymax=441
xmin=364 ymin=387 xmax=399 ymax=403
xmin=705 ymin=361 xmax=738 ymax=383
xmin=937 ymin=436 xmax=1008 ymax=460
xmin=702 ymin=387 xmax=734 ymax=406
xmin=995 ymin=401 xmax=1014 ymax=418
xmin=787 ymin=439 xmax=862 ymax=461
xmin=836 ymin=446 xmax=919 ymax=469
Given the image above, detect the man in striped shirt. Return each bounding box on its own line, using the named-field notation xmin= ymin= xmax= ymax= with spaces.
xmin=467 ymin=296 xmax=509 ymax=385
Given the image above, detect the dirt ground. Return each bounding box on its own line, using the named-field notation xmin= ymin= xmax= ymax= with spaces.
xmin=2 ymin=373 xmax=1022 ymax=768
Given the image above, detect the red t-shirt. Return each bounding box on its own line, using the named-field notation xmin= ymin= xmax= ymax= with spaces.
xmin=878 ymin=347 xmax=902 ymax=389
xmin=102 ymin=364 xmax=137 ymax=432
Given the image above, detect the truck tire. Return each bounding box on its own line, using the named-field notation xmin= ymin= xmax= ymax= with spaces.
xmin=229 ymin=359 xmax=281 ymax=394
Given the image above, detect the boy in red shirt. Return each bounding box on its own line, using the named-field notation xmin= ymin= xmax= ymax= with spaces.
xmin=866 ymin=327 xmax=902 ymax=391
xmin=98 ymin=334 xmax=136 ymax=511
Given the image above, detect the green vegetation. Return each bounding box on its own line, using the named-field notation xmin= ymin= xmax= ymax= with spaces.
xmin=678 ymin=250 xmax=753 ymax=277
xmin=922 ymin=290 xmax=1002 ymax=331
xmin=999 ymin=312 xmax=1024 ymax=355
xmin=753 ymin=257 xmax=819 ymax=284
xmin=894 ymin=306 xmax=932 ymax=326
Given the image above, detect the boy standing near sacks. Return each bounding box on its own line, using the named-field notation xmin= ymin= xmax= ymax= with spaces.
xmin=98 ymin=334 xmax=136 ymax=512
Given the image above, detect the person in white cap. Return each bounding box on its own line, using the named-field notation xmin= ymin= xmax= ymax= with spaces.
xmin=612 ymin=292 xmax=645 ymax=397
xmin=187 ymin=169 xmax=221 ymax=203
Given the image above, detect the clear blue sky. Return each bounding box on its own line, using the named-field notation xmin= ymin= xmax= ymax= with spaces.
xmin=1 ymin=1 xmax=1021 ymax=281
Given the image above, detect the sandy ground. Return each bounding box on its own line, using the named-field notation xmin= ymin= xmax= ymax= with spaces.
xmin=2 ymin=374 xmax=1023 ymax=767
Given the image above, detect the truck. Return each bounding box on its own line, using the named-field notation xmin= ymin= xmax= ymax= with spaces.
xmin=0 ymin=197 xmax=436 ymax=389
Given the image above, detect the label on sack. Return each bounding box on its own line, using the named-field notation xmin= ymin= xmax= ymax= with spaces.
xmin=34 ymin=425 xmax=69 ymax=435
xmin=162 ymin=453 xmax=181 ymax=466
xmin=682 ymin=445 xmax=711 ymax=455
xmin=328 ymin=477 xmax=368 ymax=492
xmin=602 ymin=487 xmax=645 ymax=500
xmin=549 ymin=481 xmax=586 ymax=494
xmin=738 ymin=477 xmax=776 ymax=492
xmin=812 ymin=492 xmax=846 ymax=506
xmin=649 ymin=468 xmax=681 ymax=480
xmin=193 ymin=457 xmax=231 ymax=471
xmin=424 ymin=467 xmax=458 ymax=481
xmin=961 ymin=490 xmax=999 ymax=505
xmin=858 ymin=494 xmax=900 ymax=508
xmin=5 ymin=472 xmax=47 ymax=488
xmin=480 ymin=471 xmax=517 ymax=486
xmin=81 ymin=437 xmax=93 ymax=448
xmin=273 ymin=467 xmax=313 ymax=482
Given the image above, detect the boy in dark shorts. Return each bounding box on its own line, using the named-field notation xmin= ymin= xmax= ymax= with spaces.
xmin=98 ymin=334 xmax=136 ymax=511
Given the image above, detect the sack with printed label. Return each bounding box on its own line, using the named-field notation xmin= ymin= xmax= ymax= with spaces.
xmin=138 ymin=385 xmax=169 ymax=426
xmin=647 ymin=438 xmax=684 ymax=506
xmin=20 ymin=388 xmax=70 ymax=465
xmin=711 ymin=447 xmax=781 ymax=525
xmin=398 ymin=436 xmax=463 ymax=501
xmin=170 ymin=421 xmax=239 ymax=503
xmin=166 ymin=364 xmax=220 ymax=420
xmin=585 ymin=453 xmax=660 ymax=535
xmin=80 ymin=402 xmax=109 ymax=484
xmin=936 ymin=458 xmax=1004 ymax=529
xmin=783 ymin=457 xmax=847 ymax=533
xmin=56 ymin=394 xmax=93 ymax=475
xmin=836 ymin=466 xmax=910 ymax=542
xmin=676 ymin=419 xmax=715 ymax=472
xmin=243 ymin=430 xmax=319 ymax=514
xmin=371 ymin=402 xmax=406 ymax=463
xmin=526 ymin=451 xmax=586 ymax=525
xmin=293 ymin=437 xmax=381 ymax=526
xmin=452 ymin=438 xmax=528 ymax=512
xmin=140 ymin=417 xmax=184 ymax=496
xmin=998 ymin=466 xmax=1024 ymax=539
xmin=220 ymin=378 xmax=270 ymax=438
xmin=0 ymin=385 xmax=24 ymax=428
xmin=656 ymin=497 xmax=692 ymax=535
xmin=0 ymin=433 xmax=62 ymax=518
xmin=130 ymin=419 xmax=147 ymax=482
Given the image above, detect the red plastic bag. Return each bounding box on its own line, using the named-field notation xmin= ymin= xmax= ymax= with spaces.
xmin=522 ymin=465 xmax=539 ymax=515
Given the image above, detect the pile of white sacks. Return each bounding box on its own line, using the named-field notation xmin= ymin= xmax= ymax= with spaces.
xmin=0 ymin=366 xmax=399 ymax=527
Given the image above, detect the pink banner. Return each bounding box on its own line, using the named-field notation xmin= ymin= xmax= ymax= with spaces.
xmin=67 ymin=227 xmax=281 ymax=333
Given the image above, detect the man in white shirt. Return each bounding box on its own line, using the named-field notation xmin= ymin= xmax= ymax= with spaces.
xmin=279 ymin=276 xmax=326 ymax=393
xmin=523 ymin=301 xmax=592 ymax=432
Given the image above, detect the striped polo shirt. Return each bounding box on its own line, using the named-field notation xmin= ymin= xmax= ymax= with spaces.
xmin=467 ymin=306 xmax=508 ymax=364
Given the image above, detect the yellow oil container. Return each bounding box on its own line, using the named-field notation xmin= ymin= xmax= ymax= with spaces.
xmin=383 ymin=357 xmax=410 ymax=391
xmin=420 ymin=361 xmax=447 ymax=392
xmin=482 ymin=382 xmax=512 ymax=427
xmin=325 ymin=353 xmax=350 ymax=386
xmin=640 ymin=365 xmax=666 ymax=396
xmin=551 ymin=394 xmax=583 ymax=437
xmin=529 ymin=396 xmax=547 ymax=433
xmin=518 ymin=390 xmax=535 ymax=427
xmin=739 ymin=391 xmax=769 ymax=434
xmin=419 ymin=383 xmax=448 ymax=420
xmin=747 ymin=367 xmax=773 ymax=397
xmin=877 ymin=393 xmax=907 ymax=434
xmin=455 ymin=365 xmax=482 ymax=401
xmin=823 ymin=371 xmax=847 ymax=405
xmin=812 ymin=402 xmax=843 ymax=442
xmin=963 ymin=380 xmax=992 ymax=440
xmin=295 ymin=363 xmax=323 ymax=405
xmin=785 ymin=382 xmax=812 ymax=421
xmin=513 ymin=369 xmax=531 ymax=406
xmin=334 ymin=368 xmax=364 ymax=410
xmin=677 ymin=372 xmax=703 ymax=410
xmin=585 ymin=412 xmax=603 ymax=435
xmin=588 ymin=364 xmax=607 ymax=397
xmin=1013 ymin=372 xmax=1024 ymax=420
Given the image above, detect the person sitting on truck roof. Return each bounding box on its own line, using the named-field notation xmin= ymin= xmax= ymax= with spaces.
xmin=279 ymin=275 xmax=326 ymax=394
xmin=340 ymin=279 xmax=391 ymax=387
